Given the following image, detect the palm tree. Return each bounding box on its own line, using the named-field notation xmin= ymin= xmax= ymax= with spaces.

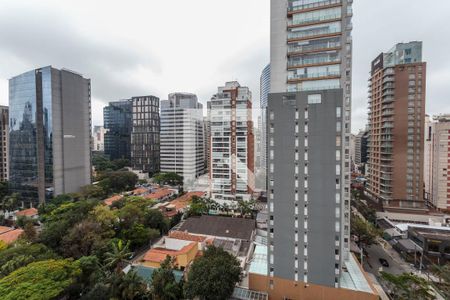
xmin=105 ymin=240 xmax=133 ymax=273
xmin=118 ymin=270 xmax=148 ymax=300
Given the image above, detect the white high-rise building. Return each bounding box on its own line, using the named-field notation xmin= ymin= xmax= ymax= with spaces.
xmin=160 ymin=93 xmax=205 ymax=188
xmin=425 ymin=115 xmax=450 ymax=210
xmin=93 ymin=125 xmax=106 ymax=152
xmin=209 ymin=81 xmax=254 ymax=205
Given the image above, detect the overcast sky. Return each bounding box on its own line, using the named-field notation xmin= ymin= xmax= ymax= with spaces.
xmin=0 ymin=0 xmax=449 ymax=133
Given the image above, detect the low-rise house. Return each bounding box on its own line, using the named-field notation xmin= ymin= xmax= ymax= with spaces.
xmin=132 ymin=187 xmax=149 ymax=197
xmin=15 ymin=208 xmax=39 ymax=220
xmin=145 ymin=188 xmax=176 ymax=202
xmin=158 ymin=191 xmax=205 ymax=217
xmin=177 ymin=215 xmax=256 ymax=267
xmin=141 ymin=238 xmax=198 ymax=270
xmin=104 ymin=195 xmax=124 ymax=206
xmin=0 ymin=226 xmax=24 ymax=245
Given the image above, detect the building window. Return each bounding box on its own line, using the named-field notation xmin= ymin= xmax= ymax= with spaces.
xmin=307 ymin=94 xmax=322 ymax=104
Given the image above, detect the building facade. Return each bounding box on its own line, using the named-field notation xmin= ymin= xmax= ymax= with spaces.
xmin=367 ymin=42 xmax=426 ymax=209
xmin=209 ymin=81 xmax=254 ymax=204
xmin=267 ymin=0 xmax=354 ymax=290
xmin=425 ymin=115 xmax=450 ymax=211
xmin=104 ymin=100 xmax=132 ymax=160
xmin=259 ymin=64 xmax=271 ymax=183
xmin=131 ymin=96 xmax=160 ymax=175
xmin=93 ymin=125 xmax=106 ymax=152
xmin=160 ymin=93 xmax=205 ymax=186
xmin=9 ymin=66 xmax=92 ymax=205
xmin=354 ymin=129 xmax=369 ymax=165
xmin=0 ymin=106 xmax=8 ymax=181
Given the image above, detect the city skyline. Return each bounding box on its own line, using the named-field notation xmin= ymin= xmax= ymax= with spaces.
xmin=0 ymin=0 xmax=449 ymax=133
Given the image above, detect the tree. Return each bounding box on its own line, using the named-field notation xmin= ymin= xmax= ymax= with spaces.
xmin=104 ymin=240 xmax=133 ymax=273
xmin=21 ymin=222 xmax=37 ymax=243
xmin=151 ymin=256 xmax=183 ymax=300
xmin=1 ymin=193 xmax=20 ymax=213
xmin=81 ymin=184 xmax=107 ymax=200
xmin=99 ymin=171 xmax=138 ymax=194
xmin=0 ymin=181 xmax=8 ymax=200
xmin=90 ymin=204 xmax=117 ymax=230
xmin=187 ymin=196 xmax=208 ymax=216
xmin=0 ymin=240 xmax=7 ymax=252
xmin=153 ymin=173 xmax=183 ymax=186
xmin=431 ymin=264 xmax=450 ymax=298
xmin=61 ymin=220 xmax=113 ymax=259
xmin=116 ymin=270 xmax=148 ymax=300
xmin=350 ymin=214 xmax=379 ymax=247
xmin=0 ymin=243 xmax=57 ymax=278
xmin=0 ymin=259 xmax=81 ymax=300
xmin=184 ymin=246 xmax=241 ymax=300
xmin=381 ymin=272 xmax=436 ymax=300
xmin=237 ymin=200 xmax=255 ymax=217
xmin=121 ymin=223 xmax=158 ymax=250
xmin=144 ymin=209 xmax=169 ymax=234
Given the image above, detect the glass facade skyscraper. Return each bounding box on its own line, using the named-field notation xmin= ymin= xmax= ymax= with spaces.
xmin=9 ymin=66 xmax=92 ymax=205
xmin=104 ymin=100 xmax=133 ymax=160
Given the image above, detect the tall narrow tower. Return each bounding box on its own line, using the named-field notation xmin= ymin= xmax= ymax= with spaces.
xmin=268 ymin=0 xmax=353 ymax=288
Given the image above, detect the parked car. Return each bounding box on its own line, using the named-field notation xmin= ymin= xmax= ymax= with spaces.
xmin=379 ymin=258 xmax=389 ymax=267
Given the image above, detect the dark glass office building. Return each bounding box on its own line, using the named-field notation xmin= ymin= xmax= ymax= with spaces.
xmin=9 ymin=66 xmax=92 ymax=205
xmin=103 ymin=100 xmax=132 ymax=160
xmin=131 ymin=96 xmax=160 ymax=175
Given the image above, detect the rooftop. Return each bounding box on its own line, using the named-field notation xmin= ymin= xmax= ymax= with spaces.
xmin=178 ymin=215 xmax=255 ymax=241
xmin=16 ymin=207 xmax=39 ymax=217
xmin=340 ymin=253 xmax=376 ymax=294
xmin=104 ymin=195 xmax=124 ymax=206
xmin=0 ymin=226 xmax=12 ymax=235
xmin=143 ymin=242 xmax=197 ymax=263
xmin=145 ymin=188 xmax=174 ymax=200
xmin=0 ymin=228 xmax=24 ymax=244
xmin=169 ymin=230 xmax=207 ymax=243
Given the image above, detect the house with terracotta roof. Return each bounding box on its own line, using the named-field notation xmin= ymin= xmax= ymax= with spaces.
xmin=14 ymin=208 xmax=39 ymax=220
xmin=145 ymin=188 xmax=176 ymax=202
xmin=168 ymin=231 xmax=209 ymax=250
xmin=103 ymin=195 xmax=124 ymax=206
xmin=132 ymin=187 xmax=149 ymax=197
xmin=158 ymin=191 xmax=205 ymax=217
xmin=0 ymin=227 xmax=24 ymax=245
xmin=141 ymin=238 xmax=198 ymax=270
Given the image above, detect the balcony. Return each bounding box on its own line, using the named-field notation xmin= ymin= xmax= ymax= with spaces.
xmin=287 ymin=71 xmax=341 ymax=82
xmin=382 ymin=96 xmax=394 ymax=104
xmin=287 ymin=28 xmax=341 ymax=42
xmin=287 ymin=56 xmax=340 ymax=69
xmin=382 ymin=83 xmax=395 ymax=90
xmin=288 ymin=0 xmax=342 ymax=15
xmin=287 ymin=41 xmax=341 ymax=55
xmin=288 ymin=14 xmax=341 ymax=28
xmin=383 ymin=76 xmax=394 ymax=84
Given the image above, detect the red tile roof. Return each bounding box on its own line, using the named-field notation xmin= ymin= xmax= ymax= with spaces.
xmin=0 ymin=229 xmax=24 ymax=244
xmin=104 ymin=195 xmax=124 ymax=206
xmin=16 ymin=208 xmax=38 ymax=217
xmin=0 ymin=226 xmax=12 ymax=235
xmin=143 ymin=242 xmax=197 ymax=263
xmin=145 ymin=188 xmax=174 ymax=201
xmin=169 ymin=191 xmax=205 ymax=211
xmin=133 ymin=188 xmax=148 ymax=196
xmin=169 ymin=231 xmax=207 ymax=242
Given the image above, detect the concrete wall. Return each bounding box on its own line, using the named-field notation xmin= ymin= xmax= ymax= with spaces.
xmin=249 ymin=273 xmax=378 ymax=300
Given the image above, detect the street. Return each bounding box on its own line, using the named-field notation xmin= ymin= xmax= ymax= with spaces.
xmin=363 ymin=242 xmax=407 ymax=276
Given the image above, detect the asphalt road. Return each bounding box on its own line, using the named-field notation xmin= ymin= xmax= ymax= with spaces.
xmin=363 ymin=242 xmax=406 ymax=276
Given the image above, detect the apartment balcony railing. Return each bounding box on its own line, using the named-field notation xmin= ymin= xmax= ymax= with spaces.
xmin=383 ymin=76 xmax=394 ymax=84
xmin=288 ymin=14 xmax=341 ymax=27
xmin=287 ymin=41 xmax=341 ymax=55
xmin=288 ymin=0 xmax=341 ymax=14
xmin=381 ymin=110 xmax=394 ymax=116
xmin=287 ymin=71 xmax=341 ymax=81
xmin=384 ymin=68 xmax=395 ymax=75
xmin=382 ymin=83 xmax=395 ymax=90
xmin=382 ymin=89 xmax=394 ymax=97
xmin=287 ymin=28 xmax=341 ymax=41
xmin=287 ymin=57 xmax=340 ymax=68
xmin=382 ymin=96 xmax=395 ymax=104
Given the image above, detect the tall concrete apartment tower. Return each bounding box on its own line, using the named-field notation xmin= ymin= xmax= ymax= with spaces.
xmin=93 ymin=125 xmax=107 ymax=152
xmin=160 ymin=93 xmax=205 ymax=187
xmin=0 ymin=106 xmax=8 ymax=182
xmin=367 ymin=42 xmax=426 ymax=210
xmin=259 ymin=64 xmax=271 ymax=187
xmin=131 ymin=96 xmax=160 ymax=176
xmin=209 ymin=81 xmax=254 ymax=205
xmin=9 ymin=66 xmax=92 ymax=206
xmin=424 ymin=115 xmax=450 ymax=211
xmin=262 ymin=1 xmax=378 ymax=297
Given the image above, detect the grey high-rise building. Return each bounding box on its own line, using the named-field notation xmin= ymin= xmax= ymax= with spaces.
xmin=103 ymin=100 xmax=132 ymax=160
xmin=131 ymin=96 xmax=160 ymax=175
xmin=260 ymin=64 xmax=271 ymax=184
xmin=0 ymin=106 xmax=8 ymax=182
xmin=160 ymin=93 xmax=205 ymax=186
xmin=9 ymin=66 xmax=92 ymax=205
xmin=266 ymin=0 xmax=369 ymax=293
